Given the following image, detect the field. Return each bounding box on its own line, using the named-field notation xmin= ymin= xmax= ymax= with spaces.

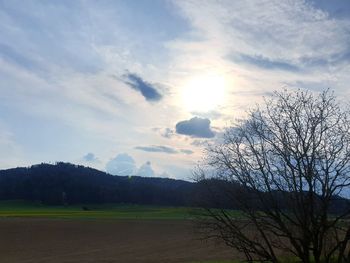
xmin=0 ymin=200 xmax=195 ymax=220
xmin=0 ymin=201 xmax=237 ymax=263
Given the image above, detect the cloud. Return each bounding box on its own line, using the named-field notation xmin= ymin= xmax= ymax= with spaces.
xmin=180 ymin=149 xmax=194 ymax=155
xmin=122 ymin=73 xmax=162 ymax=102
xmin=285 ymin=80 xmax=333 ymax=92
xmin=163 ymin=164 xmax=192 ymax=180
xmin=172 ymin=0 xmax=350 ymax=90
xmin=83 ymin=152 xmax=98 ymax=162
xmin=0 ymin=43 xmax=44 ymax=73
xmin=104 ymin=153 xmax=185 ymax=178
xmin=234 ymin=54 xmax=299 ymax=72
xmin=233 ymin=52 xmax=350 ymax=72
xmin=152 ymin=127 xmax=176 ymax=139
xmin=160 ymin=128 xmax=175 ymax=138
xmin=175 ymin=117 xmax=215 ymax=138
xmin=310 ymin=0 xmax=350 ymax=19
xmin=137 ymin=161 xmax=155 ymax=177
xmin=2 ymin=0 xmax=350 ymax=180
xmin=105 ymin=153 xmax=137 ymax=176
xmin=135 ymin=145 xmax=194 ymax=155
xmin=135 ymin=145 xmax=178 ymax=154
xmin=191 ymin=139 xmax=208 ymax=147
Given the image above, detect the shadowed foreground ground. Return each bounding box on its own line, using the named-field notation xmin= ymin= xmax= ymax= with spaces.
xmin=0 ymin=218 xmax=234 ymax=263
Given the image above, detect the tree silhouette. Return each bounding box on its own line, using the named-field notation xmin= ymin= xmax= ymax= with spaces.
xmin=197 ymin=89 xmax=350 ymax=263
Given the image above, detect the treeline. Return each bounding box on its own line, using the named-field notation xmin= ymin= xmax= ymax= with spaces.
xmin=0 ymin=162 xmax=201 ymax=206
xmin=0 ymin=162 xmax=349 ymax=213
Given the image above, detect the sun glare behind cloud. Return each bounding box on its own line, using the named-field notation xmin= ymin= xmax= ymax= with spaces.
xmin=181 ymin=74 xmax=227 ymax=112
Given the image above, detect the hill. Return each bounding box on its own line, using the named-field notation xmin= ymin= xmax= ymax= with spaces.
xmin=0 ymin=162 xmax=196 ymax=206
xmin=0 ymin=162 xmax=349 ymax=213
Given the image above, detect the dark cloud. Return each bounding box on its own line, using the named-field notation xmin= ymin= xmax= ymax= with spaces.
xmin=175 ymin=117 xmax=215 ymax=138
xmin=135 ymin=145 xmax=194 ymax=155
xmin=135 ymin=145 xmax=178 ymax=154
xmin=83 ymin=152 xmax=98 ymax=162
xmin=235 ymin=54 xmax=299 ymax=72
xmin=123 ymin=73 xmax=162 ymax=101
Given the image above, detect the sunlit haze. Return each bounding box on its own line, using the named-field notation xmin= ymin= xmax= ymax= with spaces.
xmin=181 ymin=74 xmax=227 ymax=112
xmin=0 ymin=0 xmax=350 ymax=179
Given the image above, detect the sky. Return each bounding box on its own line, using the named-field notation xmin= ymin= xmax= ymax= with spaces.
xmin=1 ymin=0 xmax=350 ymax=179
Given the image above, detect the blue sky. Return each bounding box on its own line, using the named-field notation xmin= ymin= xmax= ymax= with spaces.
xmin=1 ymin=0 xmax=350 ymax=179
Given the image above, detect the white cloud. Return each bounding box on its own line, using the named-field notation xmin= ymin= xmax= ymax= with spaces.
xmin=105 ymin=153 xmax=137 ymax=176
xmin=83 ymin=152 xmax=99 ymax=162
xmin=137 ymin=161 xmax=155 ymax=177
xmin=173 ymin=0 xmax=350 ymax=60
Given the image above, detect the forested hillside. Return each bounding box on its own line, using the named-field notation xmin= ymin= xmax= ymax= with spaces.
xmin=0 ymin=162 xmax=349 ymax=214
xmin=0 ymin=163 xmax=196 ymax=205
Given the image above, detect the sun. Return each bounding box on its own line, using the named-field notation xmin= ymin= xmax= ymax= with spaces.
xmin=181 ymin=74 xmax=226 ymax=112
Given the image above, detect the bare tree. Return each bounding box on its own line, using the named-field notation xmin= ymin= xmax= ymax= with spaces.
xmin=196 ymin=89 xmax=350 ymax=263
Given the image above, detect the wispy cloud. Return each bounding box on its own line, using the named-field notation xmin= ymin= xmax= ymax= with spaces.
xmin=284 ymin=80 xmax=334 ymax=92
xmin=135 ymin=145 xmax=177 ymax=154
xmin=171 ymin=0 xmax=350 ymax=94
xmin=233 ymin=54 xmax=299 ymax=72
xmin=180 ymin=149 xmax=194 ymax=155
xmin=135 ymin=145 xmax=194 ymax=155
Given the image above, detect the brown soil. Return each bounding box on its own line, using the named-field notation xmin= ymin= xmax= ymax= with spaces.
xmin=0 ymin=218 xmax=235 ymax=263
